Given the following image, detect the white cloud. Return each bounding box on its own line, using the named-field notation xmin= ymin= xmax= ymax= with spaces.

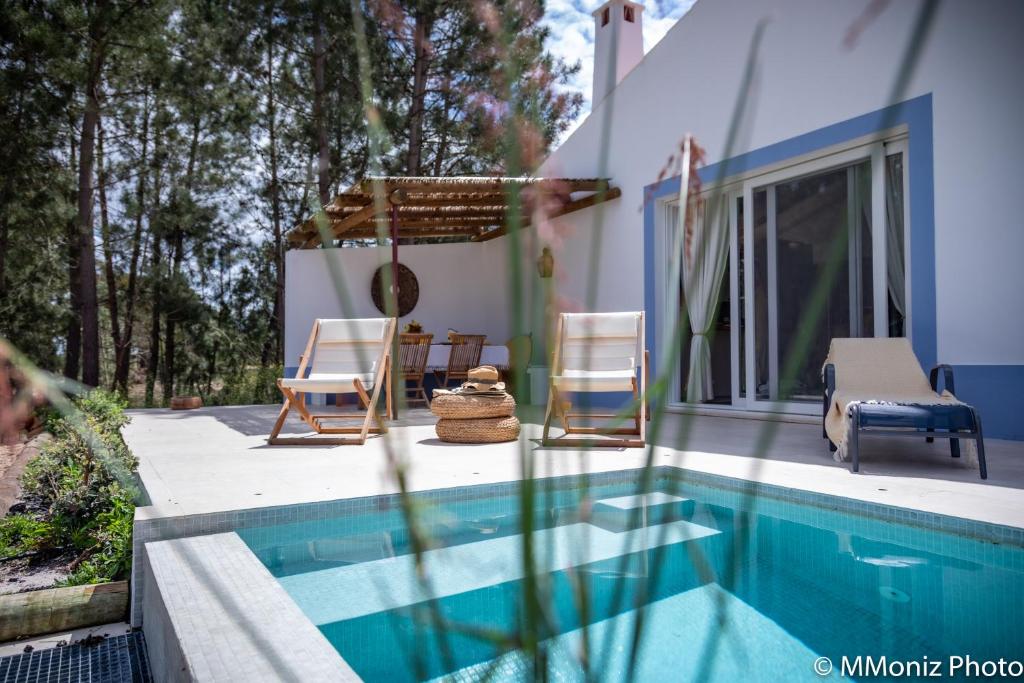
xmin=544 ymin=0 xmax=697 ymax=141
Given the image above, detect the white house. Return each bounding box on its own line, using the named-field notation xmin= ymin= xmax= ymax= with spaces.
xmin=285 ymin=0 xmax=1024 ymax=440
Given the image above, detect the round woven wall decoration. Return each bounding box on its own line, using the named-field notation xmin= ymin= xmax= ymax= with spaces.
xmin=371 ymin=263 xmax=419 ymax=317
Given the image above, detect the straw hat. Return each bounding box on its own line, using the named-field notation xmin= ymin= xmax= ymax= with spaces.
xmin=461 ymin=365 xmax=505 ymax=394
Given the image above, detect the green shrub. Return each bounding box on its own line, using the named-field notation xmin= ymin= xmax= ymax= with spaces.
xmin=59 ymin=489 xmax=135 ymax=586
xmin=2 ymin=389 xmax=139 ymax=585
xmin=0 ymin=514 xmax=53 ymax=558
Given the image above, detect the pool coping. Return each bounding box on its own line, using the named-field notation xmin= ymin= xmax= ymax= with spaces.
xmin=142 ymin=532 xmax=358 ymax=682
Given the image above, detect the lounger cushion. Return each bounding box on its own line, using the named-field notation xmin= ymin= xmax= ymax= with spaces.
xmin=552 ymin=369 xmax=636 ymax=392
xmin=280 ymin=374 xmax=377 ymax=394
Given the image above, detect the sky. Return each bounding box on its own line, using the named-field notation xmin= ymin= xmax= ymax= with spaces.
xmin=542 ymin=0 xmax=698 ymax=140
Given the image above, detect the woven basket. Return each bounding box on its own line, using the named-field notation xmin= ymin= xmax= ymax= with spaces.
xmin=436 ymin=416 xmax=520 ymax=443
xmin=430 ymin=392 xmax=515 ymax=419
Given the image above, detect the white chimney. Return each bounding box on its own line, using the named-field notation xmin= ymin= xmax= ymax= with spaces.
xmin=591 ymin=0 xmax=644 ymax=106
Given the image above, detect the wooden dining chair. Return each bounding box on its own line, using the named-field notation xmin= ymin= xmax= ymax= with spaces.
xmin=435 ymin=334 xmax=486 ymax=388
xmin=399 ymin=333 xmax=433 ymax=406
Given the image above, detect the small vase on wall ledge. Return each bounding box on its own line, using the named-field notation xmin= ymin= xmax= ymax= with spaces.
xmin=537 ymin=247 xmax=554 ymax=278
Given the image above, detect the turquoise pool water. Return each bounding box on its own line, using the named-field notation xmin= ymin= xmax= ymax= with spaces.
xmin=239 ymin=473 xmax=1024 ymax=681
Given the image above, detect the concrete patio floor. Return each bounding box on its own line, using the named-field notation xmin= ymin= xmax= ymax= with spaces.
xmin=123 ymin=404 xmax=1024 ymax=529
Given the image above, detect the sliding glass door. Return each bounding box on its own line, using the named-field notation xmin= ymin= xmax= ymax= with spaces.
xmin=676 ymin=139 xmax=909 ymax=412
xmin=752 ymin=158 xmax=873 ymax=401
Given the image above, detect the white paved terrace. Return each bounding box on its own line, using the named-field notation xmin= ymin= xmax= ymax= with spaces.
xmin=123 ymin=404 xmax=1024 ymax=529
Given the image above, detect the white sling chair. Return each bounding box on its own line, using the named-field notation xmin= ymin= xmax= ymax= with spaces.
xmin=542 ymin=312 xmax=648 ymax=448
xmin=269 ymin=318 xmax=395 ymax=445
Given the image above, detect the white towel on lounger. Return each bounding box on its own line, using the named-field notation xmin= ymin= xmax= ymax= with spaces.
xmin=822 ymin=338 xmax=977 ymax=467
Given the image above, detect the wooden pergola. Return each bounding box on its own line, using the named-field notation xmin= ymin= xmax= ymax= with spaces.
xmin=287 ymin=175 xmax=622 ymax=248
xmin=286 ymin=175 xmax=621 ymax=419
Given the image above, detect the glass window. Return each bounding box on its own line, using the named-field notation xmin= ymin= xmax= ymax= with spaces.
xmin=755 ymin=159 xmax=873 ymax=401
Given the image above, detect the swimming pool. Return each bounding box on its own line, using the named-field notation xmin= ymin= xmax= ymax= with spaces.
xmin=239 ymin=470 xmax=1024 ymax=681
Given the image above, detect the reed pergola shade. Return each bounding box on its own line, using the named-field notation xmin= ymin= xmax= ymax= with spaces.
xmin=288 ymin=176 xmax=621 ymax=247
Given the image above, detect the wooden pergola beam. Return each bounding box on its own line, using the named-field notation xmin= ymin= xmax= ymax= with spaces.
xmin=361 ymin=211 xmax=506 ymax=223
xmin=327 ymin=201 xmax=507 ymax=216
xmin=287 ymin=176 xmax=619 ymax=247
xmin=358 ymin=176 xmax=609 ymax=195
xmin=341 ymin=227 xmax=484 ymax=240
xmin=474 ymin=186 xmax=622 ymax=242
xmin=326 ymin=194 xmax=376 ymax=208
xmin=327 ymin=195 xmax=509 ymax=211
xmin=361 ymin=217 xmax=502 ymax=229
xmin=334 ymin=208 xmax=507 ymax=220
xmin=292 ymin=201 xmax=391 ymax=247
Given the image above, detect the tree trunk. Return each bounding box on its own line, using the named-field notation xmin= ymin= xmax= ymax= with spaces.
xmin=161 ymin=228 xmax=182 ymax=402
xmin=406 ymin=9 xmax=433 ymax=176
xmin=144 ymin=236 xmax=161 ymax=407
xmin=0 ymin=212 xmax=6 ymax=300
xmin=64 ymin=135 xmax=81 ymax=382
xmin=162 ymin=118 xmax=200 ymax=402
xmin=312 ymin=16 xmax=330 ymax=207
xmin=0 ymin=180 xmax=10 ymax=300
xmin=262 ymin=19 xmax=285 ymax=367
xmin=75 ymin=21 xmax=106 ymax=387
xmin=0 ymin=96 xmax=16 ymax=300
xmin=144 ymin=102 xmax=164 ymax=407
xmin=77 ymin=25 xmax=106 ymax=388
xmin=433 ymin=90 xmax=451 ymax=176
xmin=114 ymin=93 xmax=149 ymax=394
xmin=97 ymin=116 xmax=122 ymax=392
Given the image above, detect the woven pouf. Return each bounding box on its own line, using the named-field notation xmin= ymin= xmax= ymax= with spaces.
xmin=430 ymin=392 xmax=516 ymax=419
xmin=435 ymin=416 xmax=520 ymax=443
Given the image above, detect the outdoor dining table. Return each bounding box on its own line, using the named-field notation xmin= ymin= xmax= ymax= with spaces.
xmin=425 ymin=344 xmax=509 ymax=371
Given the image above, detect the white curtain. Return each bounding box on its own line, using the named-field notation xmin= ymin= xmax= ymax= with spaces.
xmin=885 ymin=156 xmax=907 ymax=320
xmin=682 ymin=194 xmax=729 ymax=403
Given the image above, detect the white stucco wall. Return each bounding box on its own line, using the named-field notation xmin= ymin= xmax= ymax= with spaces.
xmin=539 ymin=0 xmax=1024 ymax=366
xmin=283 ymin=242 xmax=513 ymax=366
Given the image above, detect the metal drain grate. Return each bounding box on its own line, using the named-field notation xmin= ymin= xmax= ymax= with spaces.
xmin=0 ymin=632 xmax=151 ymax=683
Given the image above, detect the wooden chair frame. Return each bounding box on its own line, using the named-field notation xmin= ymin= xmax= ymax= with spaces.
xmin=268 ymin=318 xmax=395 ymax=445
xmin=434 ymin=334 xmax=486 ymax=388
xmin=398 ymin=332 xmax=433 ymax=406
xmin=542 ymin=312 xmax=648 ymax=449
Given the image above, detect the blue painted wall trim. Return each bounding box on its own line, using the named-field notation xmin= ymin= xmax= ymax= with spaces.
xmin=644 ymin=94 xmax=935 ymax=381
xmin=641 ymin=94 xmax=1023 ymax=440
xmin=949 ymin=365 xmax=1024 ymax=440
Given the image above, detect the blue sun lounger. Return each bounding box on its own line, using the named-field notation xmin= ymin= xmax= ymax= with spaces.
xmin=822 ymin=338 xmax=987 ymax=479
